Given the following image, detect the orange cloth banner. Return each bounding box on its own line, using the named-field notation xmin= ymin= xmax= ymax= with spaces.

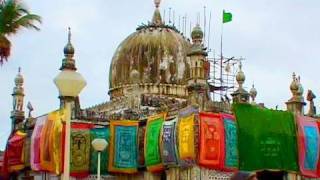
xmin=199 ymin=112 xmax=225 ymax=170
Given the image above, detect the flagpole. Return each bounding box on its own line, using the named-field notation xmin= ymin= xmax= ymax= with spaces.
xmin=220 ymin=12 xmax=224 ymax=100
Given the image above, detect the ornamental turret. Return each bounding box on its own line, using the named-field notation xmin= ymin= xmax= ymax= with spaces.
xmin=231 ymin=62 xmax=250 ymax=103
xmin=286 ymin=73 xmax=306 ymax=114
xmin=187 ymin=24 xmax=209 ymax=110
xmin=151 ymin=0 xmax=163 ymax=26
xmin=11 ymin=67 xmax=25 ymax=132
xmin=250 ymin=84 xmax=257 ymax=104
xmin=60 ymin=27 xmax=76 ymax=71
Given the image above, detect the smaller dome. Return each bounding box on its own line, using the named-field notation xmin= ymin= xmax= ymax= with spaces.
xmin=64 ymin=27 xmax=74 ymax=56
xmin=250 ymin=84 xmax=257 ymax=98
xmin=236 ymin=71 xmax=245 ymax=83
xmin=64 ymin=43 xmax=74 ymax=56
xmin=290 ymin=73 xmax=299 ymax=92
xmin=191 ymin=25 xmax=203 ymax=40
xmin=236 ymin=62 xmax=246 ymax=88
xmin=15 ymin=68 xmax=23 ymax=85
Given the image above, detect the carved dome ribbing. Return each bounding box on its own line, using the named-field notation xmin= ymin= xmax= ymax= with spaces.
xmin=109 ymin=26 xmax=191 ymax=90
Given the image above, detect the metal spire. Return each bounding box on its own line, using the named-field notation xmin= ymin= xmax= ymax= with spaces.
xmin=68 ymin=27 xmax=71 ymax=43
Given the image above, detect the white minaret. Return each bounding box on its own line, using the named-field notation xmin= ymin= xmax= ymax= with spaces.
xmin=11 ymin=67 xmax=25 ymax=132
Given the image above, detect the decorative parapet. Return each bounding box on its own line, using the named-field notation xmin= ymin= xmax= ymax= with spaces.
xmin=109 ymin=83 xmax=188 ymax=100
xmin=81 ymin=94 xmax=187 ymax=122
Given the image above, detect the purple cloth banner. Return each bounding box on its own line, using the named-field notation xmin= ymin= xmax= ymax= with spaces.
xmin=162 ymin=118 xmax=178 ymax=167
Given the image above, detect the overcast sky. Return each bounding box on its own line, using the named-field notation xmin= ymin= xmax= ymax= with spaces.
xmin=0 ymin=0 xmax=319 ymax=149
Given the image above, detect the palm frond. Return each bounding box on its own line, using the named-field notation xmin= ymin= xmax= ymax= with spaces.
xmin=14 ymin=14 xmax=41 ymax=31
xmin=0 ymin=0 xmax=41 ymax=64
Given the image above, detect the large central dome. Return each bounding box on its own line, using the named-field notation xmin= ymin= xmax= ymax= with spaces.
xmin=108 ymin=3 xmax=191 ymax=98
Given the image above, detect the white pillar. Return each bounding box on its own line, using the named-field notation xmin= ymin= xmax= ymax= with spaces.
xmin=63 ymin=102 xmax=71 ymax=180
xmin=97 ymin=152 xmax=101 ymax=180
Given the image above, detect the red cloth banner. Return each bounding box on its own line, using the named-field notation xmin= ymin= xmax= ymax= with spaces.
xmin=199 ymin=112 xmax=225 ymax=170
xmin=5 ymin=131 xmax=27 ymax=172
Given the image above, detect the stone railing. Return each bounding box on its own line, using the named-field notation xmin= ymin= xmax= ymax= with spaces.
xmin=108 ymin=83 xmax=188 ymax=100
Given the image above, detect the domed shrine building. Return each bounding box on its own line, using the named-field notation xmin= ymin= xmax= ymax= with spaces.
xmin=2 ymin=0 xmax=313 ymax=180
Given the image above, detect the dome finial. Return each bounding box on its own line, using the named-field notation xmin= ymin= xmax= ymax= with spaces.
xmin=61 ymin=27 xmax=76 ymax=71
xmin=64 ymin=27 xmax=75 ymax=57
xmin=250 ymin=83 xmax=257 ymax=104
xmin=236 ymin=61 xmax=245 ymax=88
xmin=154 ymin=0 xmax=161 ymax=8
xmin=289 ymin=72 xmax=299 ymax=98
xmin=191 ymin=24 xmax=203 ymax=44
xmin=14 ymin=67 xmax=24 ymax=86
xmin=152 ymin=0 xmax=163 ymax=26
xmin=68 ymin=27 xmax=71 ymax=43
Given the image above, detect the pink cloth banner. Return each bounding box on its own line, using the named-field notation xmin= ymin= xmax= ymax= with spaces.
xmin=30 ymin=115 xmax=47 ymax=171
xmin=297 ymin=115 xmax=320 ymax=178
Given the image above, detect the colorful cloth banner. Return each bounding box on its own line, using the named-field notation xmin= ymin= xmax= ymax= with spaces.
xmin=70 ymin=123 xmax=93 ymax=178
xmin=223 ymin=114 xmax=238 ymax=171
xmin=233 ymin=103 xmax=298 ymax=171
xmin=177 ymin=106 xmax=198 ymax=167
xmin=39 ymin=110 xmax=66 ymax=174
xmin=5 ymin=131 xmax=27 ymax=172
xmin=199 ymin=112 xmax=225 ymax=170
xmin=162 ymin=118 xmax=178 ymax=167
xmin=40 ymin=113 xmax=55 ymax=172
xmin=109 ymin=121 xmax=139 ymax=174
xmin=30 ymin=115 xmax=47 ymax=171
xmin=145 ymin=113 xmax=165 ymax=172
xmin=50 ymin=110 xmax=66 ymax=175
xmin=297 ymin=115 xmax=320 ymax=178
xmin=90 ymin=128 xmax=110 ymax=175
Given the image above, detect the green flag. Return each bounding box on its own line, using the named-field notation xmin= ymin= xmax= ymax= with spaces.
xmin=223 ymin=10 xmax=232 ymax=23
xmin=233 ymin=104 xmax=299 ymax=172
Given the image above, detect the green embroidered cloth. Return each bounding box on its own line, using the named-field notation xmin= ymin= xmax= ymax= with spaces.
xmin=90 ymin=128 xmax=110 ymax=175
xmin=145 ymin=113 xmax=165 ymax=172
xmin=233 ymin=104 xmax=298 ymax=171
xmin=70 ymin=124 xmax=91 ymax=177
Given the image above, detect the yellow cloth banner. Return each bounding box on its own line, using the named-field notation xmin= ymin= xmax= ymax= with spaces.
xmin=40 ymin=109 xmax=67 ymax=174
xmin=178 ymin=114 xmax=195 ymax=160
xmin=51 ymin=109 xmax=66 ymax=175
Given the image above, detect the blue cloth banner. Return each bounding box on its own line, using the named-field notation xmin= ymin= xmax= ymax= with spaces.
xmin=162 ymin=118 xmax=178 ymax=167
xmin=114 ymin=126 xmax=138 ymax=169
xmin=109 ymin=121 xmax=139 ymax=174
xmin=304 ymin=126 xmax=319 ymax=170
xmin=224 ymin=118 xmax=238 ymax=168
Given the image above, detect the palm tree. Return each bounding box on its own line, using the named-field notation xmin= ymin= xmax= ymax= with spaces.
xmin=0 ymin=0 xmax=41 ymax=65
